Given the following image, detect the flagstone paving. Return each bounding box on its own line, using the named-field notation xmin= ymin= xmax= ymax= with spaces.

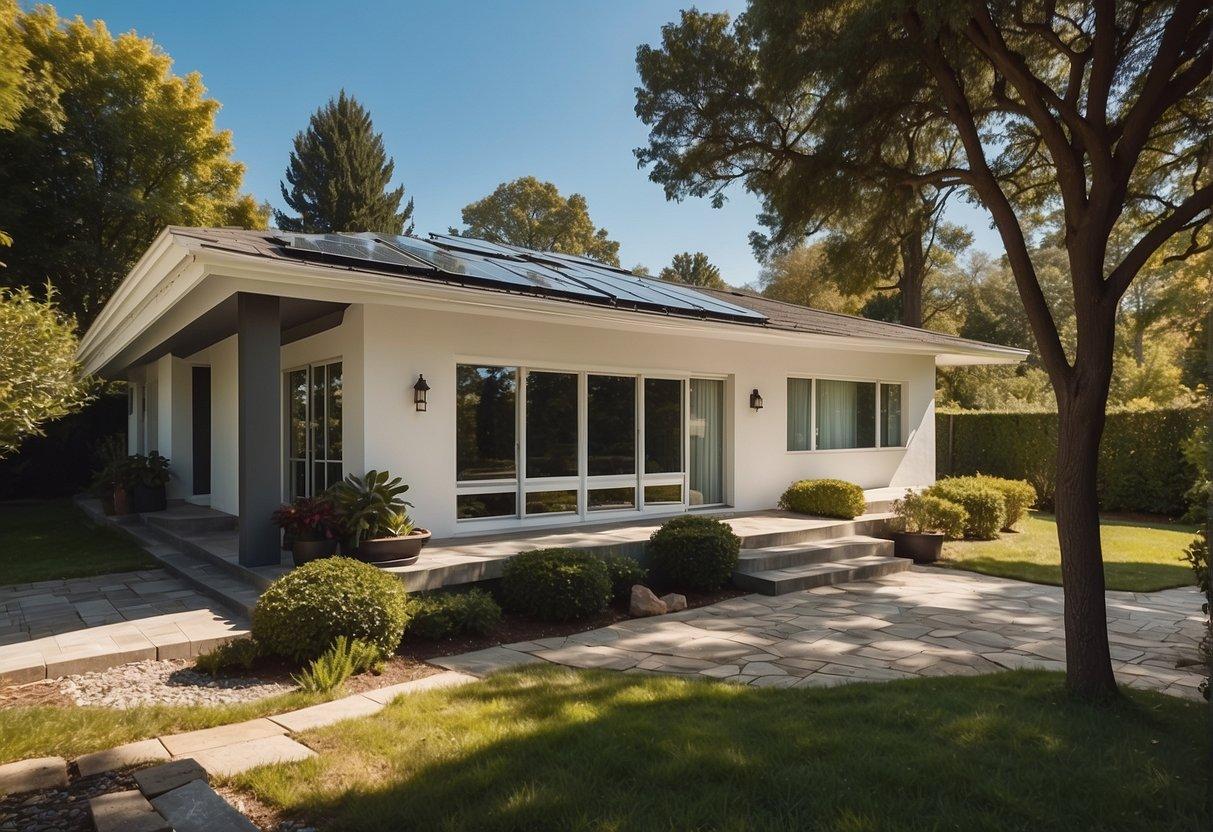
xmin=435 ymin=567 xmax=1206 ymax=700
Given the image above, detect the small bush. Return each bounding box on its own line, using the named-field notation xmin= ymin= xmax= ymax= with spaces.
xmin=253 ymin=557 xmax=410 ymax=662
xmin=499 ymin=548 xmax=612 ymax=621
xmin=892 ymin=491 xmax=967 ymax=540
xmin=778 ymin=479 xmax=866 ymax=519
xmin=599 ymin=553 xmax=648 ymax=600
xmin=194 ymin=638 xmax=260 ymax=677
xmin=959 ymin=475 xmax=1036 ymax=529
xmin=647 ymin=515 xmax=740 ymax=591
xmin=407 ymin=589 xmax=502 ymax=640
xmin=926 ymin=480 xmax=1006 ymax=540
xmin=291 ymin=636 xmax=382 ymax=693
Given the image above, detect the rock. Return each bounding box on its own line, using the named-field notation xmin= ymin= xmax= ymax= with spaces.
xmin=629 ymin=585 xmax=668 ymax=617
xmin=133 ymin=758 xmax=206 ymax=798
xmin=660 ymin=593 xmax=688 ymax=612
xmin=89 ymin=789 xmax=171 ymax=832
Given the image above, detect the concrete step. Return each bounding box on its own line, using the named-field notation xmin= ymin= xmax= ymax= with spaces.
xmin=736 ymin=515 xmax=892 ymax=549
xmin=734 ymin=535 xmax=893 ymax=573
xmin=140 ymin=523 xmax=282 ymax=591
xmin=143 ymin=507 xmax=237 ymax=537
xmin=731 ymin=554 xmax=912 ymax=596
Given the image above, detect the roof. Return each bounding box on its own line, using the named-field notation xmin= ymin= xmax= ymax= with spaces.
xmin=164 ymin=227 xmax=1024 ymax=359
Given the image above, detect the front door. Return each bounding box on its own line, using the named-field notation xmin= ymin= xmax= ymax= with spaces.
xmin=191 ymin=366 xmax=211 ymax=495
xmin=286 ymin=360 xmax=343 ymax=499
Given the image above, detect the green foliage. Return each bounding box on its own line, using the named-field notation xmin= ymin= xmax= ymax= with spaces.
xmin=940 ymin=475 xmax=1035 ymax=530
xmin=893 ymin=492 xmax=967 ymax=539
xmin=758 ymin=244 xmax=867 ymax=315
xmin=0 ymin=7 xmax=263 ymax=323
xmin=291 ymin=636 xmax=383 ymax=694
xmin=194 ymin=638 xmax=260 ymax=677
xmin=453 ymin=176 xmax=620 ymax=265
xmin=252 ymin=557 xmax=410 ymax=662
xmin=927 ymin=480 xmax=1006 ymax=541
xmin=1184 ymin=529 xmax=1209 ymax=598
xmin=1181 ymin=421 xmax=1208 ymax=523
xmin=0 ymin=0 xmax=28 ymax=134
xmin=405 ymin=589 xmax=502 ymax=640
xmin=647 ymin=515 xmax=740 ymax=592
xmin=937 ymin=408 xmax=1201 ymax=516
xmin=599 ymin=553 xmax=648 ymax=600
xmin=499 ymin=548 xmax=612 ymax=622
xmin=328 ymin=469 xmax=413 ymax=546
xmin=778 ymin=479 xmax=866 ymax=520
xmin=658 ymin=252 xmax=727 ymax=289
xmin=0 ymin=286 xmax=93 ymax=456
xmin=120 ymin=452 xmax=171 ymax=489
xmin=276 ymin=90 xmax=414 ymax=235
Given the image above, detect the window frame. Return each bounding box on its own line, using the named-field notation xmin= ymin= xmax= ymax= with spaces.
xmin=785 ymin=374 xmax=907 ymax=454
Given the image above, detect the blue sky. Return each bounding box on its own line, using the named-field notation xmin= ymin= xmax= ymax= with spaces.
xmin=51 ymin=0 xmax=1002 ymax=286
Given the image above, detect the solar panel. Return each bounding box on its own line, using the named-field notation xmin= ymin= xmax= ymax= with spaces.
xmin=427 ymin=234 xmax=523 ymax=259
xmin=278 ymin=233 xmax=425 ymax=270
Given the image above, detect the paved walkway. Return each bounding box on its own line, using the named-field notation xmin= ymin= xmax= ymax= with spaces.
xmin=0 ymin=570 xmax=246 ymax=684
xmin=436 ymin=568 xmax=1207 ymax=700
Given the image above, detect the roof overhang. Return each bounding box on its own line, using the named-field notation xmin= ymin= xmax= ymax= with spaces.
xmin=79 ymin=229 xmax=1027 ymax=378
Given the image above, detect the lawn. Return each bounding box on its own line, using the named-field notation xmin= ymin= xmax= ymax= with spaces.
xmin=0 ymin=500 xmax=154 ymax=586
xmin=939 ymin=512 xmax=1198 ymax=592
xmin=235 ymin=666 xmax=1207 ymax=832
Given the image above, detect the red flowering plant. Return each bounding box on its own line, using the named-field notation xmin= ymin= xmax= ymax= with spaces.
xmin=271 ymin=496 xmax=337 ymax=542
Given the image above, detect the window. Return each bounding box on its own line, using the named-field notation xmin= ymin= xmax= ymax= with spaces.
xmin=456 ymin=366 xmax=516 ymax=481
xmin=588 ymin=375 xmax=635 ymax=476
xmin=526 ymin=371 xmax=578 ymax=478
xmin=644 ymin=378 xmax=682 ymax=473
xmin=285 ymin=361 xmax=343 ymax=499
xmin=815 ymin=380 xmax=876 ymax=450
xmin=786 ymin=378 xmax=812 ymax=451
xmin=881 ymin=383 xmax=903 ymax=447
xmin=457 ymin=492 xmax=516 ymax=519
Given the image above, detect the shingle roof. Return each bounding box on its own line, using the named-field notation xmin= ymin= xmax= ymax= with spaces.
xmin=169 ymin=226 xmax=1024 ymax=358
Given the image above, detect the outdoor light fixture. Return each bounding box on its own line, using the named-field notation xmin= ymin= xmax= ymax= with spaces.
xmin=749 ymin=388 xmax=764 ymax=410
xmin=413 ymin=374 xmax=430 ymax=412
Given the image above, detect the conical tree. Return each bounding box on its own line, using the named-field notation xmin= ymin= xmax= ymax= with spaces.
xmin=275 ymin=91 xmax=413 ymax=234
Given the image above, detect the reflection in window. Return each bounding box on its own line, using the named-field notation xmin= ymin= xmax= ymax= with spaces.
xmin=881 ymin=383 xmax=903 ymax=447
xmin=588 ymin=487 xmax=636 ymax=511
xmin=644 ymin=378 xmax=682 ymax=473
xmin=816 ymin=380 xmax=876 ymax=450
xmin=526 ymin=371 xmax=578 ymax=478
xmin=643 ymin=484 xmax=682 ymax=504
xmin=457 ymin=492 xmax=516 ymax=519
xmin=588 ymin=375 xmax=635 ymax=476
xmin=525 ymin=490 xmax=578 ymax=514
xmin=456 ymin=366 xmax=517 ymax=481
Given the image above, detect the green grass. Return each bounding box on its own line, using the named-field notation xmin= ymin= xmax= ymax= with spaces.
xmin=0 ymin=500 xmax=154 ymax=586
xmin=939 ymin=512 xmax=1198 ymax=592
xmin=235 ymin=666 xmax=1207 ymax=832
xmin=0 ymin=689 xmax=336 ymax=764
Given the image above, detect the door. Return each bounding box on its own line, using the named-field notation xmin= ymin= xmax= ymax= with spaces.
xmin=191 ymin=366 xmax=211 ymax=495
xmin=688 ymin=378 xmax=724 ymax=505
xmin=286 ymin=361 xmax=343 ymax=499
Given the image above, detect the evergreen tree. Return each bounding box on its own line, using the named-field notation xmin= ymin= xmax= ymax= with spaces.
xmin=276 ymin=91 xmax=414 ymax=235
xmin=659 ymin=252 xmax=727 ymax=289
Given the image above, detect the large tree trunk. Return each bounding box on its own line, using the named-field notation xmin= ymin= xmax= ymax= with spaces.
xmin=899 ymin=231 xmax=925 ymax=328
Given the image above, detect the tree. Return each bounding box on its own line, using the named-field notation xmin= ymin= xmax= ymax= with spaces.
xmin=639 ymin=2 xmax=1211 ymax=699
xmin=0 ymin=7 xmax=265 ymax=324
xmin=0 ymin=0 xmax=26 ymax=133
xmin=453 ymin=176 xmax=621 ymax=265
xmin=630 ymin=264 xmax=652 ymax=276
xmin=758 ymin=243 xmax=867 ymax=314
xmin=0 ymin=286 xmax=93 ymax=457
xmin=659 ymin=252 xmax=727 ymax=288
xmin=276 ymin=91 xmax=414 ymax=235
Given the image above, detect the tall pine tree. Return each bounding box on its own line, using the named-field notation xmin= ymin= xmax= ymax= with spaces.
xmin=276 ymin=91 xmax=414 ymax=234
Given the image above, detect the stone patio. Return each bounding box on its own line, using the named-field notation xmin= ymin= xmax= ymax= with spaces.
xmin=435 ymin=567 xmax=1206 ymax=700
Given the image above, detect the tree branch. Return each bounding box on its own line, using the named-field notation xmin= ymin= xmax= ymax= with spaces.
xmin=1105 ymin=182 xmax=1213 ymax=301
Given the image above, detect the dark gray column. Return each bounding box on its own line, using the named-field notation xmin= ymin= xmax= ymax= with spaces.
xmin=237 ymin=293 xmax=281 ymax=566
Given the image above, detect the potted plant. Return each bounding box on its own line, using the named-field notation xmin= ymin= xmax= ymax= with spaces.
xmin=330 ymin=469 xmax=431 ymax=567
xmin=90 ymin=434 xmax=130 ymax=515
xmin=272 ymin=496 xmax=339 ymax=565
xmin=124 ymin=452 xmax=171 ymax=513
xmin=889 ymin=490 xmax=967 ymax=564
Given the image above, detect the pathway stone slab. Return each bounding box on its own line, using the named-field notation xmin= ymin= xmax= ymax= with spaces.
xmin=0 ymin=755 xmax=68 ymax=795
xmin=432 ymin=645 xmax=544 ymax=677
xmin=189 ymin=734 xmax=315 ymax=777
xmin=76 ymin=738 xmax=171 ymax=777
xmin=360 ymin=670 xmax=478 ymax=704
xmin=269 ymin=694 xmax=384 ymax=732
xmin=133 ymin=758 xmax=207 ymax=798
xmin=89 ymin=788 xmax=171 ymax=832
xmin=160 ymin=718 xmax=286 ymax=757
xmin=151 ymin=778 xmax=258 ymax=832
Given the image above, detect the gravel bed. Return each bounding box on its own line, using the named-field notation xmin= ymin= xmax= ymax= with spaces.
xmin=58 ymin=660 xmax=292 ymax=708
xmin=0 ymin=769 xmax=134 ymax=832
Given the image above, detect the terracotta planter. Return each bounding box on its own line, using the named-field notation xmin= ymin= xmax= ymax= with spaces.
xmin=291 ymin=537 xmax=338 ymax=566
xmin=112 ymin=486 xmax=131 ymax=516
xmin=130 ymin=483 xmax=167 ymax=513
xmin=355 ymin=529 xmax=431 ymax=567
xmin=891 ymin=531 xmax=944 ymax=564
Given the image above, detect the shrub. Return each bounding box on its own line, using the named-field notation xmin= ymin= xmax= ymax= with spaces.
xmin=252 ymin=557 xmax=410 ymax=662
xmin=647 ymin=515 xmax=740 ymax=591
xmin=194 ymin=638 xmax=260 ymax=677
xmin=406 ymin=589 xmax=502 ymax=640
xmin=892 ymin=491 xmax=967 ymax=540
xmin=1183 ymin=529 xmax=1209 ymax=701
xmin=778 ymin=479 xmax=866 ymax=519
xmin=926 ymin=480 xmax=1006 ymax=540
xmin=934 ymin=475 xmax=1036 ymax=529
xmin=599 ymin=552 xmax=648 ymax=600
xmin=291 ymin=636 xmax=382 ymax=693
xmin=499 ymin=548 xmax=612 ymax=621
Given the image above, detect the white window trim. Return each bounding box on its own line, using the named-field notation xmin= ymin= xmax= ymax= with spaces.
xmin=784 ymin=374 xmax=908 ymax=454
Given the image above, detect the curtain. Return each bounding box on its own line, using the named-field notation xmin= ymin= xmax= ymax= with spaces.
xmin=787 ymin=378 xmax=811 ymax=450
xmin=816 ymin=379 xmax=856 ymax=449
xmin=689 ymin=379 xmax=724 ymax=504
xmin=881 ymin=383 xmax=903 ymax=446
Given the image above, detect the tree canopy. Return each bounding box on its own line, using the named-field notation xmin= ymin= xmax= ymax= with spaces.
xmin=453 ymin=176 xmax=621 ymax=265
xmin=659 ymin=252 xmax=727 ymax=288
xmin=0 ymin=6 xmax=266 ymax=324
xmin=276 ymin=91 xmax=414 ymax=235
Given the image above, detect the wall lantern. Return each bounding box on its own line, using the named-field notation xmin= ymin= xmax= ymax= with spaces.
xmin=413 ymin=375 xmax=430 ymax=412
xmin=749 ymin=388 xmax=764 ymax=410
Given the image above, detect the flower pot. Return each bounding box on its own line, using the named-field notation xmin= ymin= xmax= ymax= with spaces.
xmin=112 ymin=486 xmax=131 ymax=516
xmin=130 ymin=483 xmax=166 ymax=513
xmin=291 ymin=537 xmax=338 ymax=566
xmin=354 ymin=529 xmax=431 ymax=567
xmin=891 ymin=531 xmax=944 ymax=564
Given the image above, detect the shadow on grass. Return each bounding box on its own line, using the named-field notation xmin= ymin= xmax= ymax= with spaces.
xmin=237 ymin=665 xmax=1208 ymax=832
xmin=936 ymin=556 xmax=1195 ymax=593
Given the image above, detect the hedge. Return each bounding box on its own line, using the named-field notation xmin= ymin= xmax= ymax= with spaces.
xmin=936 ymin=407 xmax=1199 ymax=516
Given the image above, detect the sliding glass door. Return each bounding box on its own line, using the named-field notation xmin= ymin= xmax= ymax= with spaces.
xmin=285 ymin=360 xmax=343 ymax=499
xmin=688 ymin=378 xmax=724 ymax=506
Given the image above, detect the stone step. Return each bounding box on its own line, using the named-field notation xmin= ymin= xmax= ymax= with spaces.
xmin=734 ymin=535 xmax=894 ymax=573
xmin=143 ymin=508 xmax=237 ymax=537
xmin=737 ymin=515 xmax=892 ymax=549
xmin=731 ymin=554 xmax=912 ymax=596
xmin=139 ymin=523 xmax=281 ymax=592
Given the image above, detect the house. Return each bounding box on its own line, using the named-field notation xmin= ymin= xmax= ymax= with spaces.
xmin=78 ymin=227 xmax=1026 ymax=568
